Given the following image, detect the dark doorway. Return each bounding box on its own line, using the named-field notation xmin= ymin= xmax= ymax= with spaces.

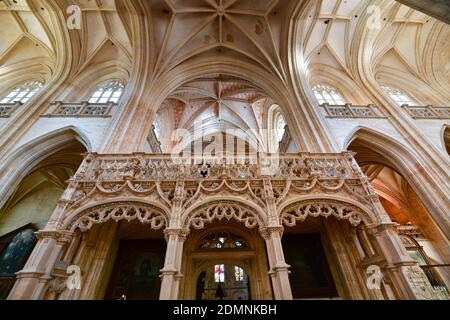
xmin=282 ymin=233 xmax=338 ymax=299
xmin=105 ymin=239 xmax=166 ymax=300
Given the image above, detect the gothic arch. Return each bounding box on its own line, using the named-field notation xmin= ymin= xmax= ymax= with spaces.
xmin=346 ymin=127 xmax=450 ymax=239
xmin=61 ymin=62 xmax=130 ymax=102
xmin=61 ymin=200 xmax=170 ymax=233
xmin=0 ymin=126 xmax=91 ymax=210
xmin=278 ymin=196 xmax=377 ymax=227
xmin=108 ymin=57 xmax=319 ymax=153
xmin=181 ymin=197 xmax=268 ymax=232
xmin=308 ymin=66 xmax=371 ymax=106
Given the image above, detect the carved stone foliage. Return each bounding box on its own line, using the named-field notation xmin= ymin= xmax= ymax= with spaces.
xmin=183 ymin=201 xmax=262 ymax=231
xmin=69 ymin=202 xmax=167 ymax=232
xmin=403 ymin=266 xmax=438 ymax=300
xmin=52 ymin=152 xmax=382 ymax=232
xmin=75 ymin=153 xmax=358 ymax=181
xmin=281 ymin=200 xmax=369 ymax=227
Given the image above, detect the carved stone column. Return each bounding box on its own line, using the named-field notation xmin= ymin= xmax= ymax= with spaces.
xmin=8 ymin=230 xmax=73 ymax=300
xmin=260 ymin=226 xmax=293 ymax=300
xmin=159 ymin=180 xmax=187 ymax=300
xmin=159 ymin=228 xmax=188 ymax=300
xmin=367 ymin=223 xmax=438 ymax=300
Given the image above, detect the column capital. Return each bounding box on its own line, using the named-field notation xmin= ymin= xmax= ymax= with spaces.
xmin=36 ymin=230 xmax=74 ymax=245
xmin=163 ymin=228 xmax=189 ymax=242
xmin=259 ymin=225 xmax=284 ymax=240
xmin=366 ymin=222 xmax=399 ymax=235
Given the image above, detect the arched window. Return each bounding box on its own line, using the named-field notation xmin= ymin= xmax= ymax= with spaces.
xmin=0 ymin=81 xmax=43 ymax=104
xmin=268 ymin=104 xmax=287 ymax=152
xmin=312 ymin=84 xmax=345 ymax=105
xmin=381 ymin=86 xmax=417 ymax=106
xmin=153 ymin=113 xmax=161 ymax=141
xmin=274 ymin=111 xmax=286 ymax=143
xmin=88 ymin=80 xmax=125 ymax=104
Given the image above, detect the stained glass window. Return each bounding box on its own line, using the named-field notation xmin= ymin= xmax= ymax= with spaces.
xmin=312 ymin=85 xmax=345 ymax=105
xmin=234 ymin=266 xmax=244 ymax=282
xmin=381 ymin=86 xmax=416 ymax=106
xmin=0 ymin=81 xmax=43 ymax=104
xmin=89 ymin=80 xmax=125 ymax=104
xmin=214 ymin=264 xmax=225 ymax=283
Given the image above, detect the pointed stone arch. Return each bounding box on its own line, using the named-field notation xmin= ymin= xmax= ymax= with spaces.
xmin=345 ymin=127 xmax=450 ymax=239
xmin=61 ymin=200 xmax=170 ymax=233
xmin=0 ymin=126 xmax=91 ymax=210
xmin=181 ymin=196 xmax=268 ymax=232
xmin=278 ymin=196 xmax=377 ymax=228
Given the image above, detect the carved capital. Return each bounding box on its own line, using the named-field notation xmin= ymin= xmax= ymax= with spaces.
xmin=36 ymin=230 xmax=74 ymax=245
xmin=164 ymin=228 xmax=189 ymax=242
xmin=366 ymin=222 xmax=399 ymax=236
xmin=259 ymin=225 xmax=284 ymax=240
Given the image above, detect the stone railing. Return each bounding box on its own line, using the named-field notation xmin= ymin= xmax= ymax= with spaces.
xmin=73 ymin=152 xmax=361 ymax=182
xmin=42 ymin=101 xmax=116 ymax=118
xmin=0 ymin=102 xmax=22 ymax=118
xmin=402 ymin=105 xmax=450 ymax=119
xmin=321 ymin=103 xmax=386 ymax=119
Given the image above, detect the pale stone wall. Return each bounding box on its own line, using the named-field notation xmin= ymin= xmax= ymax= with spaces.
xmin=0 ymin=182 xmax=62 ymax=237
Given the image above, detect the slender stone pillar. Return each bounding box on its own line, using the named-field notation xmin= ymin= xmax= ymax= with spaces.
xmin=8 ymin=230 xmax=73 ymax=300
xmin=159 ymin=228 xmax=187 ymax=300
xmin=261 ymin=226 xmax=293 ymax=300
xmin=159 ymin=179 xmax=187 ymax=300
xmin=367 ymin=223 xmax=438 ymax=300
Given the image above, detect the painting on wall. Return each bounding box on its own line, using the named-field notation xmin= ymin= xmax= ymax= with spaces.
xmin=0 ymin=228 xmax=37 ymax=277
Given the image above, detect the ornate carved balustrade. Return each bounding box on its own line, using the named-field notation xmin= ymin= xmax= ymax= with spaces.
xmin=42 ymin=101 xmax=116 ymax=118
xmin=55 ymin=151 xmax=383 ymax=233
xmin=74 ymin=152 xmax=361 ymax=182
xmin=402 ymin=105 xmax=450 ymax=119
xmin=321 ymin=103 xmax=386 ymax=119
xmin=11 ymin=151 xmax=439 ymax=301
xmin=0 ymin=102 xmax=22 ymax=118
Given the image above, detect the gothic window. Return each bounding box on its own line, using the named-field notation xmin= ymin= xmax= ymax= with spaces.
xmin=0 ymin=81 xmax=43 ymax=104
xmin=198 ymin=232 xmax=249 ymax=250
xmin=312 ymin=84 xmax=345 ymax=105
xmin=268 ymin=104 xmax=287 ymax=152
xmin=401 ymin=234 xmax=448 ymax=296
xmin=274 ymin=110 xmax=286 ymax=143
xmin=88 ymin=80 xmax=125 ymax=104
xmin=381 ymin=86 xmax=417 ymax=106
xmin=153 ymin=113 xmax=161 ymax=141
xmin=214 ymin=264 xmax=225 ymax=283
xmin=234 ymin=266 xmax=244 ymax=282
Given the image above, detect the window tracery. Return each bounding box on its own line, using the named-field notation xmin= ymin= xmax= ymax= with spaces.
xmin=0 ymin=81 xmax=43 ymax=104
xmin=312 ymin=85 xmax=345 ymax=105
xmin=88 ymin=80 xmax=125 ymax=104
xmin=198 ymin=231 xmax=249 ymax=250
xmin=381 ymin=86 xmax=417 ymax=106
